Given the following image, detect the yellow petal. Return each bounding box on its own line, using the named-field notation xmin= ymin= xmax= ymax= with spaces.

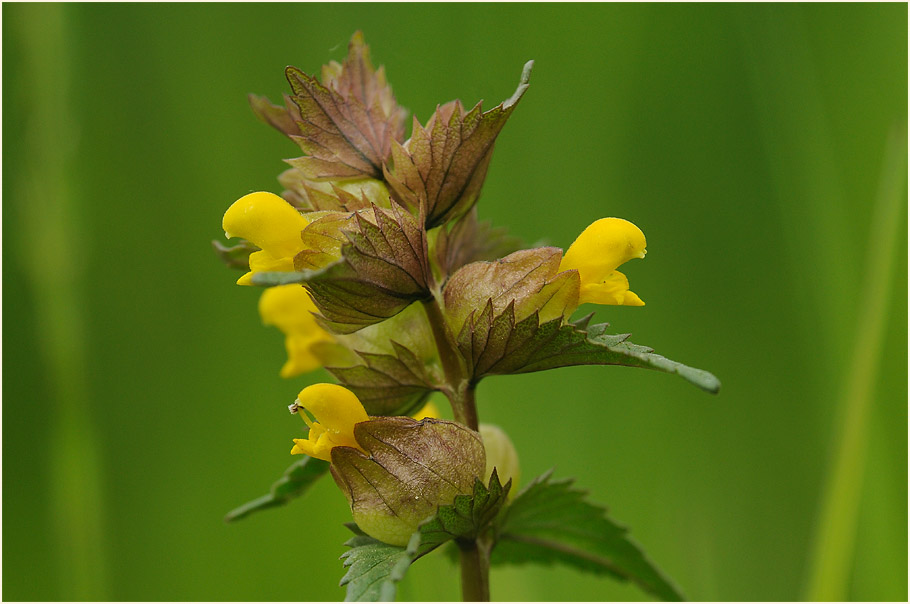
xmin=578 ymin=270 xmax=645 ymax=306
xmin=621 ymin=290 xmax=645 ymax=306
xmin=290 ymin=394 xmax=364 ymax=461
xmin=235 ymin=251 xmax=298 ymax=286
xmin=222 ymin=191 xmax=310 ymax=258
xmin=279 ymin=332 xmax=328 ymax=378
xmin=560 ymin=218 xmax=647 ymax=307
xmin=307 ymin=421 xmax=326 ymax=440
xmin=298 ymin=383 xmax=369 ymax=430
xmin=259 ymin=284 xmax=321 ymax=332
xmin=259 ymin=285 xmax=333 ymax=377
xmin=310 ymin=432 xmax=337 ymax=461
xmin=291 ymin=439 xmax=314 ymax=456
xmin=248 ymin=249 xmax=297 ymax=274
xmin=560 ymin=217 xmax=646 ymax=281
xmin=290 ymin=435 xmax=334 ymax=461
xmin=411 ymin=401 xmax=440 ymax=420
xmin=291 ymin=384 xmax=368 ymax=457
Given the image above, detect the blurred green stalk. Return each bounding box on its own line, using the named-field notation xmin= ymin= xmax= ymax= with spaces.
xmin=14 ymin=5 xmax=111 ymax=600
xmin=804 ymin=127 xmax=907 ymax=601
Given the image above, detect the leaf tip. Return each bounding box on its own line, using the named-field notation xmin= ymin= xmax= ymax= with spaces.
xmin=700 ymin=372 xmax=722 ymax=394
xmin=504 ymin=60 xmax=534 ymax=109
xmin=521 ymin=60 xmax=534 ymax=84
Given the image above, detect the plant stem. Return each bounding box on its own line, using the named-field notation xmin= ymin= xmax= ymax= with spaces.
xmin=421 ymin=297 xmax=487 ymax=600
xmin=422 ymin=297 xmax=478 ymax=428
xmin=422 ymin=298 xmax=463 ymax=383
xmin=459 ymin=539 xmax=491 ymax=602
xmin=458 ymin=385 xmax=480 ymax=431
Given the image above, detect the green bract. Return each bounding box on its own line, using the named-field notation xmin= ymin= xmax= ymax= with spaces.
xmin=331 ymin=417 xmax=485 ymax=547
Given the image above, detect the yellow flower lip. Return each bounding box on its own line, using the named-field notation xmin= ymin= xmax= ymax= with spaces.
xmin=222 ymin=191 xmax=310 ymax=254
xmin=289 ymin=383 xmax=369 ymax=461
xmin=289 ymin=391 xmax=443 ymax=461
xmin=559 ymin=217 xmax=647 ymax=307
xmin=258 ymin=284 xmax=332 ymax=377
xmin=222 ymin=191 xmax=311 ymax=286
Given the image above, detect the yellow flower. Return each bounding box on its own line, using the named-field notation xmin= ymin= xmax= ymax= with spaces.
xmin=559 ymin=217 xmax=647 ymax=306
xmin=289 ymin=391 xmax=439 ymax=461
xmin=289 ymin=383 xmax=369 ymax=461
xmin=258 ymin=284 xmax=333 ymax=378
xmin=288 ymin=386 xmax=485 ymax=546
xmin=222 ymin=191 xmax=310 ymax=285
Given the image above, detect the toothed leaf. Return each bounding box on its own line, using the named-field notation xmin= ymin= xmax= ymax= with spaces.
xmin=326 ymin=303 xmax=441 ymax=415
xmin=224 ymin=456 xmax=329 ymax=522
xmin=419 ymin=470 xmax=511 ymax=547
xmin=252 ymin=32 xmax=407 ymax=182
xmin=384 ymin=61 xmax=533 ymax=228
xmin=338 ymin=471 xmax=510 ymax=601
xmin=493 ymin=472 xmax=685 ymax=601
xmin=326 ymin=346 xmax=434 ymax=417
xmin=458 ymin=302 xmax=720 ymax=392
xmin=443 ymin=247 xmax=578 ymax=339
xmin=302 ymin=205 xmax=432 ymax=334
xmin=278 ymin=169 xmax=393 ymax=213
xmin=340 ymin=529 xmax=421 ymax=602
xmin=253 ymin=205 xmax=431 ymax=334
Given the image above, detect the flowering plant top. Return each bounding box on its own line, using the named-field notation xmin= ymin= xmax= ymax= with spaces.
xmin=216 ymin=32 xmax=718 ymax=602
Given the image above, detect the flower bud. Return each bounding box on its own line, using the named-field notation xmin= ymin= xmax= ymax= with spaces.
xmin=559 ymin=217 xmax=647 ymax=306
xmin=479 ymin=424 xmax=520 ymax=490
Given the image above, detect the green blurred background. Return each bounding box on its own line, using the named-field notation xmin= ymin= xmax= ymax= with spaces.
xmin=3 ymin=3 xmax=906 ymax=601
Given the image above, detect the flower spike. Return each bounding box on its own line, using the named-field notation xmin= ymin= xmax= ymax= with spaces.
xmin=218 ymin=34 xmax=723 ymax=599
